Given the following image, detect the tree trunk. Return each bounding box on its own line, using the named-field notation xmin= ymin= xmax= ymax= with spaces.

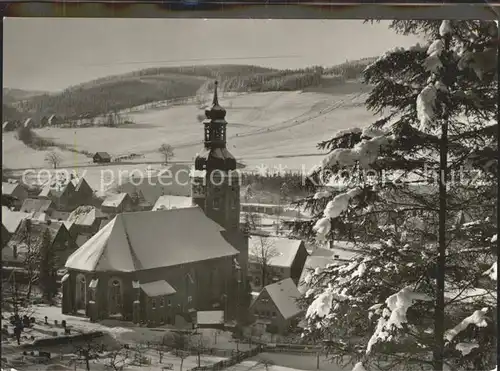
xmin=433 ymin=32 xmax=451 ymax=371
xmin=496 ymin=23 xmax=500 ymax=371
xmin=180 ymin=358 xmax=184 ymax=371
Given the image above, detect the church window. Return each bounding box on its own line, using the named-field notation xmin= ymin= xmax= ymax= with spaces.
xmin=213 ymin=198 xmax=220 ymax=209
xmin=188 ymin=296 xmax=193 ymax=303
xmin=160 ymin=297 xmax=165 ymax=307
xmin=152 ymin=299 xmax=156 ymax=309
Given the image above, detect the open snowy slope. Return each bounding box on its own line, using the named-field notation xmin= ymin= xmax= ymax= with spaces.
xmin=2 ymin=82 xmax=378 ymax=173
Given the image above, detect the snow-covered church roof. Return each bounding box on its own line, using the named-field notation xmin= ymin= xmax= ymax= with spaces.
xmin=65 ymin=206 xmax=240 ymax=273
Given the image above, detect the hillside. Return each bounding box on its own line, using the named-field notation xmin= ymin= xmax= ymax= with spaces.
xmin=2 ymin=103 xmax=26 ymax=123
xmin=3 ymin=88 xmax=49 ymax=104
xmin=9 ymin=59 xmax=376 ymax=120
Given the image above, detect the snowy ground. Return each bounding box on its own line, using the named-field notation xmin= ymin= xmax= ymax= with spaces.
xmin=224 ymin=357 xmax=354 ymax=371
xmin=5 ymin=304 xmax=255 ymax=352
xmin=3 ymin=84 xmax=375 ymax=175
xmin=3 ymin=304 xmax=257 ymax=371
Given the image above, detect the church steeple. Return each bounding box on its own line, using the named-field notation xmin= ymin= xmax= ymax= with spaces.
xmin=191 ymin=81 xmax=241 ymax=231
xmin=195 ymin=81 xmax=236 ymax=171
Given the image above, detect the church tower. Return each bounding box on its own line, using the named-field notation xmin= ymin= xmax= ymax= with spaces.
xmin=191 ymin=81 xmax=241 ymax=231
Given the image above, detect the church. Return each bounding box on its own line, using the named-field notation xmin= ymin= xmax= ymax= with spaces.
xmin=61 ymin=82 xmax=249 ymax=326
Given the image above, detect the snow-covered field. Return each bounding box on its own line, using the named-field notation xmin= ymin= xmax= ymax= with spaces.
xmin=3 ymin=83 xmax=377 ymax=176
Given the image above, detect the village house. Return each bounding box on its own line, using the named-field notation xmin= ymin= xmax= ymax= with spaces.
xmin=62 ymin=82 xmax=249 ymax=326
xmin=119 ymin=164 xmax=192 ymax=208
xmin=248 ymin=235 xmax=309 ymax=291
xmin=23 ymin=118 xmax=33 ymax=129
xmin=2 ymin=181 xmax=29 ymax=210
xmin=38 ymin=177 xmax=94 ymax=211
xmin=40 ymin=116 xmax=49 ymax=127
xmin=2 ymin=206 xmax=32 ymax=231
xmin=297 ymin=246 xmax=361 ymax=294
xmin=20 ymin=198 xmax=56 ymax=217
xmin=48 ymin=114 xmax=62 ymax=126
xmin=2 ymin=219 xmax=78 ymax=271
xmin=100 ymin=193 xmax=133 ymax=214
xmin=64 ymin=205 xmax=108 ymax=240
xmin=152 ymin=195 xmax=193 ymax=211
xmin=249 ymin=278 xmax=303 ymax=335
xmin=3 ymin=121 xmax=17 ymax=132
xmin=93 ymin=152 xmax=111 ymax=163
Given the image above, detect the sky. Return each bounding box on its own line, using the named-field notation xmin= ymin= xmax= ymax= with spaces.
xmin=4 ymin=18 xmax=421 ymax=92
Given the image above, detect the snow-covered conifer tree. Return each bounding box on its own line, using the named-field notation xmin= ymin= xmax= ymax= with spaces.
xmin=289 ymin=20 xmax=498 ymax=371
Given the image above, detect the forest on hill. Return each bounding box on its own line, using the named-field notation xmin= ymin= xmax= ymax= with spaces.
xmin=3 ymin=58 xmax=376 ymax=122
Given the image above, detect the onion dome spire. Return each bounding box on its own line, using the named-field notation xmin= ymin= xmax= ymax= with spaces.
xmin=205 ymin=81 xmax=226 ymax=120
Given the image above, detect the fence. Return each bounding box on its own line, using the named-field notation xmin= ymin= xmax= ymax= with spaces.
xmin=188 ymin=346 xmax=262 ymax=371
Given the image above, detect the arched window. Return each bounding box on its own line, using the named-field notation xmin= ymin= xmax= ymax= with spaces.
xmin=75 ymin=274 xmax=86 ymax=310
xmin=108 ymin=277 xmax=123 ymax=316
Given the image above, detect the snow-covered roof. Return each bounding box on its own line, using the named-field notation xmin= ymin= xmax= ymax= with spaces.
xmin=65 ymin=207 xmax=240 ymax=273
xmin=66 ymin=206 xmax=104 ymax=227
xmin=20 ymin=198 xmax=54 ymax=214
xmin=197 ymin=310 xmax=224 ymax=325
xmin=140 ymin=280 xmax=176 ymax=297
xmin=263 ymin=278 xmax=302 ymax=320
xmin=298 ymin=246 xmax=362 ymax=294
xmin=248 ymin=236 xmax=304 ymax=268
xmin=2 ymin=206 xmax=32 ymax=234
xmin=2 ymin=182 xmax=20 ymax=196
xmin=102 ymin=193 xmax=128 ymax=208
xmin=153 ymin=195 xmax=193 ymax=211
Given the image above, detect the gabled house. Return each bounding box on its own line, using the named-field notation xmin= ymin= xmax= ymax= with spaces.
xmin=93 ymin=152 xmax=111 ymax=163
xmin=2 ymin=181 xmax=28 ymax=210
xmin=20 ymin=198 xmax=55 ymax=217
xmin=3 ymin=121 xmax=17 ymax=132
xmin=248 ymin=235 xmax=309 ymax=291
xmin=38 ymin=177 xmax=94 ymax=211
xmin=62 ymin=207 xmax=244 ymax=325
xmin=249 ymin=278 xmax=303 ymax=335
xmin=72 ymin=177 xmax=94 ymax=204
xmin=64 ymin=205 xmax=107 ymax=237
xmin=2 ymin=206 xmax=33 ymax=236
xmin=48 ymin=114 xmax=62 ymax=126
xmin=41 ymin=116 xmax=49 ymax=127
xmin=119 ymin=164 xmax=192 ymax=208
xmin=100 ymin=193 xmax=133 ymax=214
xmin=152 ymin=195 xmax=193 ymax=211
xmin=3 ymin=219 xmax=78 ymax=270
xmin=23 ymin=118 xmax=33 ymax=129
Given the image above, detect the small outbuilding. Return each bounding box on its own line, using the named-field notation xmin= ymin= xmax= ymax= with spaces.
xmin=93 ymin=152 xmax=111 ymax=164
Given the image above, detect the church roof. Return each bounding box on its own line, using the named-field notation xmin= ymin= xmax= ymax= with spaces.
xmin=65 ymin=206 xmax=240 ymax=273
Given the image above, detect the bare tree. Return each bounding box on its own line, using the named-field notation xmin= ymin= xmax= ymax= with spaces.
xmin=44 ymin=151 xmax=62 ymax=169
xmin=255 ymin=358 xmax=275 ymax=371
xmin=158 ymin=143 xmax=174 ymax=164
xmin=250 ymin=236 xmax=279 ymax=289
xmin=105 ymin=346 xmax=132 ymax=371
xmin=190 ymin=333 xmax=209 ymax=368
xmin=70 ymin=340 xmax=102 ymax=371
xmin=170 ymin=332 xmax=191 ymax=371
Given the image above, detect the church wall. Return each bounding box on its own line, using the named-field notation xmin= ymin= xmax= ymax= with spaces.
xmin=135 ymin=255 xmax=238 ymax=318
